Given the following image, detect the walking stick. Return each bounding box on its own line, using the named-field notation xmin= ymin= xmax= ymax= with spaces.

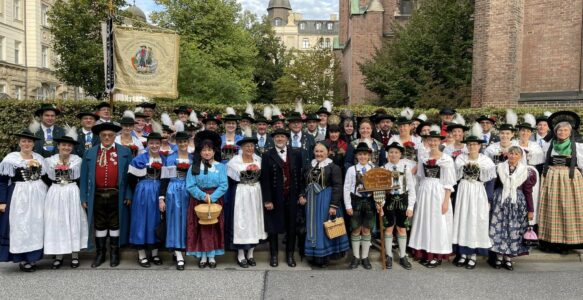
xmin=373 ymin=191 xmax=387 ymax=270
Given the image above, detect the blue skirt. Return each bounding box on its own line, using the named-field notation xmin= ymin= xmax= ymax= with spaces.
xmin=165 ymin=178 xmax=189 ymax=249
xmin=305 ymin=187 xmax=349 ymax=258
xmin=130 ymin=179 xmax=161 ymax=246
xmin=489 ymin=188 xmax=529 ymax=257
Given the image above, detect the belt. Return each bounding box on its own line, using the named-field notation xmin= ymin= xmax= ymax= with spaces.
xmin=96 ymin=188 xmax=118 ymax=192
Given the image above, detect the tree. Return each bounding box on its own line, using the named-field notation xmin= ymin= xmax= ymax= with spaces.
xmin=49 ymin=0 xmax=126 ymax=99
xmin=152 ymin=0 xmax=257 ymax=103
xmin=359 ymin=0 xmax=474 ymax=108
xmin=274 ymin=46 xmax=342 ymax=104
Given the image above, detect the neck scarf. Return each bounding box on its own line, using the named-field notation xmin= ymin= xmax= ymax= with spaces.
xmin=497 ymin=161 xmax=528 ymax=204
xmin=553 ymin=139 xmax=572 ymax=156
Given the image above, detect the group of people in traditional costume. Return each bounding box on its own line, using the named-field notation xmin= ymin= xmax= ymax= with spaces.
xmin=0 ymin=101 xmax=582 ymax=273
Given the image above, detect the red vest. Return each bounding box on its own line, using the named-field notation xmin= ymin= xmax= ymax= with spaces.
xmin=95 ymin=147 xmax=118 ymax=188
xmin=282 ymin=158 xmax=290 ymax=198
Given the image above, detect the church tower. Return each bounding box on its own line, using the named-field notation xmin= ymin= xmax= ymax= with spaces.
xmin=267 ymin=0 xmax=292 ymax=26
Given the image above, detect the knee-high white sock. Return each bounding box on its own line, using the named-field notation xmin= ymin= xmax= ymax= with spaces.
xmin=247 ymin=247 xmax=255 ymax=259
xmin=201 ymin=253 xmax=208 ymax=262
xmin=351 ymin=235 xmax=361 ymax=259
xmin=96 ymin=230 xmax=108 ymax=238
xmin=175 ymin=251 xmax=184 ymax=261
xmin=397 ymin=235 xmax=407 ymax=258
xmin=55 ymin=255 xmax=63 ymax=260
xmin=237 ymin=249 xmax=245 ymax=262
xmin=384 ymin=235 xmax=394 ymax=258
xmin=109 ymin=229 xmax=120 ymax=237
xmin=208 ymin=256 xmax=216 ymax=263
xmin=151 ymin=249 xmax=159 ymax=257
xmin=72 ymin=252 xmax=79 ymax=259
xmin=361 ymin=235 xmax=372 ymax=259
xmin=138 ymin=249 xmax=147 ymax=260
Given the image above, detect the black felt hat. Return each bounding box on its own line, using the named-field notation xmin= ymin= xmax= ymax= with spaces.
xmin=174 ymin=131 xmax=190 ymax=141
xmin=374 ymin=113 xmax=396 ymax=123
xmin=305 ymin=113 xmax=320 ymax=122
xmin=422 ymin=130 xmax=446 ymax=140
xmin=35 ymin=103 xmax=61 ymax=117
xmin=202 ymin=114 xmax=223 ymax=125
xmin=286 ymin=112 xmax=305 ymax=123
xmin=354 ymin=142 xmax=372 ymax=154
xmin=194 ymin=130 xmax=222 ymax=151
xmin=146 ymin=132 xmax=163 ymax=141
xmin=12 ymin=129 xmax=41 ymax=141
xmin=54 ymin=135 xmax=79 ymax=146
xmin=385 ymin=142 xmax=404 ymax=153
xmin=462 ymin=135 xmax=485 ymax=144
xmin=162 ymin=124 xmax=174 ymax=134
xmin=173 ymin=106 xmax=191 ymax=115
xmin=92 ymin=123 xmax=122 ymax=135
xmin=120 ymin=117 xmax=137 ymax=125
xmin=236 ymin=136 xmax=258 ymax=146
xmin=240 ymin=113 xmax=256 ymax=123
xmin=96 ymin=101 xmax=111 ymax=110
xmin=548 ymin=111 xmax=581 ymax=132
xmin=476 ymin=115 xmax=496 ymax=124
xmin=395 ymin=116 xmax=413 ymax=125
xmin=316 ymin=106 xmax=331 ymax=116
xmin=446 ymin=122 xmax=469 ymax=132
xmin=270 ymin=128 xmax=290 ymax=138
xmin=415 ymin=122 xmax=431 ymax=136
xmin=439 ymin=108 xmax=456 ymax=115
xmin=137 ymin=102 xmax=157 ymax=109
xmin=76 ymin=112 xmax=99 ymax=120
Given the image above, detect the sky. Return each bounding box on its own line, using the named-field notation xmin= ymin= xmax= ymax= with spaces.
xmin=132 ymin=0 xmax=339 ymax=21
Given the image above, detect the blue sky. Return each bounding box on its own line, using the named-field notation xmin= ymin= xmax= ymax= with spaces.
xmin=132 ymin=0 xmax=339 ymax=21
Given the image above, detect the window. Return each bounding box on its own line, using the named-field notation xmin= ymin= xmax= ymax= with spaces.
xmin=42 ymin=46 xmax=48 ymax=68
xmin=0 ymin=0 xmax=4 ymax=16
xmin=325 ymin=38 xmax=331 ymax=48
xmin=0 ymin=83 xmax=5 ymax=94
xmin=327 ymin=23 xmax=334 ymax=31
xmin=315 ymin=23 xmax=322 ymax=30
xmin=274 ymin=18 xmax=282 ymax=26
xmin=302 ymin=38 xmax=310 ymax=49
xmin=14 ymin=41 xmax=21 ymax=64
xmin=299 ymin=22 xmax=305 ymax=30
xmin=0 ymin=36 xmax=4 ymax=61
xmin=400 ymin=0 xmax=413 ymax=15
xmin=14 ymin=0 xmax=21 ymax=21
xmin=61 ymin=92 xmax=68 ymax=100
xmin=41 ymin=4 xmax=49 ymax=26
xmin=15 ymin=86 xmax=23 ymax=100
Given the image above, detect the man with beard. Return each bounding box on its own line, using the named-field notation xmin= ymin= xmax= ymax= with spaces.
xmin=373 ymin=113 xmax=396 ymax=146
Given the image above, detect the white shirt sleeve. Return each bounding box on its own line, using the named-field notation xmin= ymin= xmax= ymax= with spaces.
xmin=343 ymin=166 xmax=356 ymax=210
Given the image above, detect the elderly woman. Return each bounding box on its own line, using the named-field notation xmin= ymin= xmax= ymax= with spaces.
xmin=538 ymin=111 xmax=583 ymax=252
xmin=186 ymin=131 xmax=228 ymax=269
xmin=326 ymin=124 xmax=348 ymax=174
xmin=43 ymin=132 xmax=88 ymax=269
xmin=489 ymin=146 xmax=536 ymax=270
xmin=0 ymin=129 xmax=48 ymax=272
xmin=303 ymin=142 xmax=348 ymax=268
xmin=226 ymin=131 xmax=266 ymax=268
xmin=116 ymin=111 xmax=144 ymax=157
xmin=341 ymin=118 xmax=357 ymax=144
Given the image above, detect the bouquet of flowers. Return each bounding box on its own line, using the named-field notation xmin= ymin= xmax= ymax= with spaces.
xmin=150 ymin=162 xmax=163 ymax=170
xmin=246 ymin=164 xmax=259 ymax=171
xmin=55 ymin=164 xmax=69 ymax=171
xmin=426 ymin=159 xmax=437 ymax=167
xmin=129 ymin=144 xmax=139 ymax=152
xmin=177 ymin=162 xmax=191 ymax=171
xmin=403 ymin=141 xmax=416 ymax=148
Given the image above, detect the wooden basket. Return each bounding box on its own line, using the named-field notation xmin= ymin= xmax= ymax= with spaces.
xmin=195 ymin=198 xmax=222 ymax=225
xmin=324 ymin=217 xmax=347 ymax=239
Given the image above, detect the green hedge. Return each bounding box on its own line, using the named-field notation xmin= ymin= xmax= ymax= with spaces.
xmin=1 ymin=99 xmax=582 ymax=158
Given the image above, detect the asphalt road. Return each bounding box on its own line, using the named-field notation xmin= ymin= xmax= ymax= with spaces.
xmin=1 ymin=252 xmax=582 ymax=299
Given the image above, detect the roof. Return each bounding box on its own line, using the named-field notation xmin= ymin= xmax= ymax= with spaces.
xmin=126 ymin=5 xmax=147 ymax=22
xmin=297 ymin=20 xmax=339 ymax=35
xmin=268 ymin=0 xmax=292 ymax=10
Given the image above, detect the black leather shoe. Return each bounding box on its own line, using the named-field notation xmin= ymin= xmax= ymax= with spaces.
xmin=176 ymin=260 xmax=185 ymax=271
xmin=286 ymin=253 xmax=296 ymax=267
xmin=361 ymin=258 xmax=372 ymax=270
xmin=138 ymin=258 xmax=151 ymax=268
xmin=504 ymin=260 xmax=513 ymax=271
xmin=208 ymin=261 xmax=217 ymax=269
xmin=399 ymin=257 xmax=412 ymax=270
xmin=51 ymin=259 xmax=63 ymax=270
xmin=492 ymin=259 xmax=502 ymax=269
xmin=198 ymin=260 xmax=208 ymax=269
xmin=455 ymin=256 xmax=467 ymax=267
xmin=466 ymin=259 xmax=476 ymax=270
xmin=349 ymin=256 xmax=360 ymax=269
xmin=71 ymin=259 xmax=80 ymax=269
xmin=151 ymin=256 xmax=163 ymax=265
xmin=91 ymin=237 xmax=107 ymax=268
xmin=270 ymin=255 xmax=278 ymax=267
xmin=386 ymin=256 xmax=393 ymax=269
xmin=109 ymin=237 xmax=120 ymax=267
xmin=247 ymin=258 xmax=256 ymax=267
xmin=425 ymin=259 xmax=441 ymax=268
xmin=237 ymin=259 xmax=249 ymax=268
xmin=19 ymin=262 xmax=36 ymax=273
xmin=419 ymin=258 xmax=428 ymax=266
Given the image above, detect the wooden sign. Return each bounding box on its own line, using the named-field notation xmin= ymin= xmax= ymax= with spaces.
xmin=358 ymin=168 xmax=393 ymax=192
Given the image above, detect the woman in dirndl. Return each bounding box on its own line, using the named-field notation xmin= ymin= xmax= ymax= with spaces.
xmin=303 ymin=142 xmax=349 ymax=267
xmin=43 ymin=132 xmax=88 ymax=269
xmin=128 ymin=132 xmax=166 ymax=268
xmin=116 ymin=111 xmax=145 ymax=157
xmin=186 ymin=131 xmax=228 ymax=269
xmin=160 ymin=131 xmax=193 ymax=270
xmin=226 ymin=132 xmax=267 ymax=268
xmin=537 ymin=111 xmax=583 ymax=253
xmin=489 ymin=146 xmax=536 ymax=271
xmin=0 ymin=129 xmax=48 ymax=272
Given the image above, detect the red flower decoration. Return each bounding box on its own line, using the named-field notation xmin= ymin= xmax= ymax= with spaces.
xmin=216 ymin=115 xmax=222 ymax=121
xmin=403 ymin=141 xmax=415 ymax=148
xmin=246 ymin=164 xmax=259 ymax=171
xmin=223 ymin=145 xmax=238 ymax=151
xmin=177 ymin=162 xmax=190 ymax=171
xmin=129 ymin=144 xmax=139 ymax=151
xmin=426 ymin=159 xmax=437 ymax=167
xmin=55 ymin=164 xmax=69 ymax=171
xmin=187 ymin=108 xmax=193 ymax=113
xmin=150 ymin=162 xmax=163 ymax=170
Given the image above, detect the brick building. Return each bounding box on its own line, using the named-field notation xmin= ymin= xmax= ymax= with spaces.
xmin=336 ymin=0 xmax=414 ymax=104
xmin=472 ymin=0 xmax=583 ymax=108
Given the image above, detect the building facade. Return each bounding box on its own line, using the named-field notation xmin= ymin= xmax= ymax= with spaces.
xmin=336 ymin=0 xmax=414 ymax=104
xmin=267 ymin=0 xmax=339 ymax=51
xmin=0 ymin=0 xmax=79 ymax=100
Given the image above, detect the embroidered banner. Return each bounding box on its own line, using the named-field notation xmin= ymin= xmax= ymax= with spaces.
xmin=112 ymin=25 xmax=180 ymax=98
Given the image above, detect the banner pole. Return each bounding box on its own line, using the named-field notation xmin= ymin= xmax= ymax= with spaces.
xmin=108 ymin=0 xmax=114 ymax=110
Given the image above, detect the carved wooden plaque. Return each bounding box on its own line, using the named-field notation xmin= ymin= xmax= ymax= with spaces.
xmin=359 ymin=168 xmax=393 ymax=192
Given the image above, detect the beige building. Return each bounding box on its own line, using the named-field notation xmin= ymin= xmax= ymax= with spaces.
xmin=0 ymin=0 xmax=79 ymax=100
xmin=267 ymin=0 xmax=339 ymax=51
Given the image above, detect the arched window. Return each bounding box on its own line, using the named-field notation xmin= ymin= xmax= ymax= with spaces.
xmin=274 ymin=18 xmax=282 ymax=26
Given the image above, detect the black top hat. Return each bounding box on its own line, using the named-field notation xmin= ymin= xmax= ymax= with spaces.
xmin=354 ymin=142 xmax=372 ymax=154
xmin=415 ymin=122 xmax=431 ymax=136
xmin=35 ymin=103 xmax=61 ymax=117
xmin=92 ymin=123 xmax=122 ymax=135
xmin=462 ymin=135 xmax=485 ymax=144
xmin=146 ymin=132 xmax=163 ymax=141
xmin=236 ymin=136 xmax=258 ymax=146
xmin=240 ymin=113 xmax=256 ymax=123
xmin=374 ymin=114 xmax=396 ymax=123
xmin=137 ymin=102 xmax=156 ymax=109
xmin=173 ymin=106 xmax=191 ymax=115
xmin=439 ymin=108 xmax=456 ymax=115
xmin=316 ymin=106 xmax=331 ymax=116
xmin=395 ymin=116 xmax=413 ymax=125
xmin=12 ymin=129 xmax=41 ymax=141
xmin=120 ymin=117 xmax=137 ymax=125
xmin=202 ymin=114 xmax=223 ymax=125
xmin=548 ymin=111 xmax=581 ymax=132
xmin=96 ymin=101 xmax=111 ymax=110
xmin=446 ymin=122 xmax=469 ymax=132
xmin=497 ymin=124 xmax=516 ymax=132
xmin=270 ymin=128 xmax=290 ymax=138
xmin=286 ymin=112 xmax=305 ymax=122
xmin=422 ymin=130 xmax=446 ymax=140
xmin=305 ymin=113 xmax=320 ymax=122
xmin=54 ymin=135 xmax=79 ymax=146
xmin=385 ymin=142 xmax=404 ymax=153
xmin=76 ymin=112 xmax=99 ymax=120
xmin=476 ymin=115 xmax=496 ymax=124
xmin=174 ymin=131 xmax=190 ymax=141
